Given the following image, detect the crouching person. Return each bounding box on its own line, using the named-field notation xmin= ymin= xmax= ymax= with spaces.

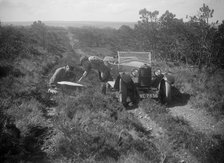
xmin=48 ymin=65 xmax=75 ymax=93
xmin=114 ymin=72 xmax=139 ymax=108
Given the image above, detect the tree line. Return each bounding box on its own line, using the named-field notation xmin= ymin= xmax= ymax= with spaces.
xmin=70 ymin=3 xmax=224 ymax=69
xmin=1 ymin=3 xmax=223 ymax=69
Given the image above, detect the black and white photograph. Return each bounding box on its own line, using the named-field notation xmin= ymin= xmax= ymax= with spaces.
xmin=0 ymin=0 xmax=224 ymax=162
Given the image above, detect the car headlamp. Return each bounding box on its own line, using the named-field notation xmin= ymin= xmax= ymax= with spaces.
xmin=131 ymin=69 xmax=139 ymax=77
xmin=154 ymin=69 xmax=161 ymax=76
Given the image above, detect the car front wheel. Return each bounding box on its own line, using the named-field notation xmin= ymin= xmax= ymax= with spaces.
xmin=158 ymin=79 xmax=172 ymax=105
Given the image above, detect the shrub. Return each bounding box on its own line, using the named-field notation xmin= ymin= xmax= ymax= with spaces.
xmin=41 ymin=88 xmax=163 ymax=162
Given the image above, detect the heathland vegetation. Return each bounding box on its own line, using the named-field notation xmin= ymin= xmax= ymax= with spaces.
xmin=0 ymin=3 xmax=224 ymax=163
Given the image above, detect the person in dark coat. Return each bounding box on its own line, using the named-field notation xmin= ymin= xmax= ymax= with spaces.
xmin=114 ymin=72 xmax=139 ymax=107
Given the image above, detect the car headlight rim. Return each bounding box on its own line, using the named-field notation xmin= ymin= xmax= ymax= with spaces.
xmin=131 ymin=68 xmax=139 ymax=77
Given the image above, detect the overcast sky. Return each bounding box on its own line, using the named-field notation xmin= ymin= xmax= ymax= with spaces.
xmin=0 ymin=0 xmax=223 ymax=22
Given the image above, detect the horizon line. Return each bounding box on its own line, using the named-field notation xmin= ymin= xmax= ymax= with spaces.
xmin=2 ymin=20 xmax=137 ymax=23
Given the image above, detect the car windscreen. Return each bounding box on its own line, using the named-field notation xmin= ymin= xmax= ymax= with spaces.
xmin=118 ymin=51 xmax=151 ymax=73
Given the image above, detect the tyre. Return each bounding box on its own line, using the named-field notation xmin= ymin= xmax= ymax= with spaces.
xmin=119 ymin=78 xmax=128 ymax=107
xmin=159 ymin=79 xmax=171 ymax=104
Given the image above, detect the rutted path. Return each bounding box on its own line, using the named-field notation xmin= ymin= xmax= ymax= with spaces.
xmin=129 ymin=103 xmax=224 ymax=162
xmin=169 ymin=104 xmax=224 ymax=136
xmin=67 ymin=30 xmax=86 ymax=56
xmin=128 ymin=107 xmax=165 ymax=138
xmin=128 ymin=107 xmax=200 ymax=163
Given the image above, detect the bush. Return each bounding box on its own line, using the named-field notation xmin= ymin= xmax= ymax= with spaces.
xmin=173 ymin=66 xmax=224 ymax=119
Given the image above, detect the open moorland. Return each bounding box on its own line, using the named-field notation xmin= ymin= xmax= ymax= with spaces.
xmin=1 ymin=4 xmax=224 ymax=163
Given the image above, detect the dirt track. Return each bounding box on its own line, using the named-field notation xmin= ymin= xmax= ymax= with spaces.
xmin=128 ymin=107 xmax=165 ymax=138
xmin=128 ymin=106 xmax=201 ymax=163
xmin=67 ymin=31 xmax=86 ymax=56
xmin=169 ymin=104 xmax=224 ymax=136
xmin=128 ymin=101 xmax=224 ymax=162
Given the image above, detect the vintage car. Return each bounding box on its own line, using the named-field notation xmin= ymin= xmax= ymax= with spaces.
xmin=107 ymin=51 xmax=175 ymax=105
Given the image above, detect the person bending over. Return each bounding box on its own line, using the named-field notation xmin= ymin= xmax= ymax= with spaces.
xmin=78 ymin=56 xmax=113 ymax=94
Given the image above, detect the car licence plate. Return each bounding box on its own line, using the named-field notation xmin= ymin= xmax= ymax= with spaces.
xmin=140 ymin=93 xmax=158 ymax=99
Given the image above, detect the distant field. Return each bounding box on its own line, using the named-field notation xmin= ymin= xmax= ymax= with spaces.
xmin=2 ymin=20 xmax=136 ymax=29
